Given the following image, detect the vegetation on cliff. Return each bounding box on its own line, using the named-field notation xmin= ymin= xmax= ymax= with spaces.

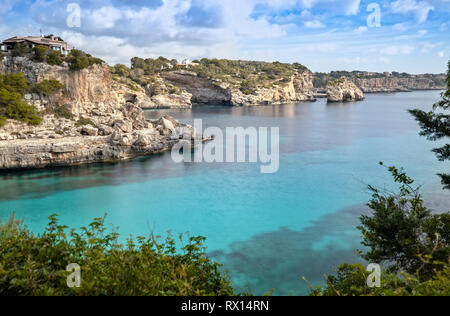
xmin=67 ymin=49 xmax=104 ymax=70
xmin=0 ymin=73 xmax=42 ymax=126
xmin=0 ymin=214 xmax=235 ymax=296
xmin=128 ymin=57 xmax=309 ymax=95
xmin=8 ymin=40 xmax=104 ymax=71
xmin=410 ymin=61 xmax=450 ymax=189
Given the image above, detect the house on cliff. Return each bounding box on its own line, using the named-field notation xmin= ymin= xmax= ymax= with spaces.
xmin=1 ymin=35 xmax=71 ymax=55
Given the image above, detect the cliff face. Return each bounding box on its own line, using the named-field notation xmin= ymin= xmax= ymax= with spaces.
xmin=162 ymin=71 xmax=232 ymax=104
xmin=0 ymin=57 xmax=196 ymax=170
xmin=314 ymin=71 xmax=446 ymax=93
xmin=162 ymin=70 xmax=316 ymax=106
xmin=2 ymin=57 xmax=116 ymax=116
xmin=354 ymin=77 xmax=445 ymax=93
xmin=327 ymin=77 xmax=365 ymax=102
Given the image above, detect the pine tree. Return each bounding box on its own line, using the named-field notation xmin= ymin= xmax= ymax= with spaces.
xmin=410 ymin=61 xmax=450 ymax=190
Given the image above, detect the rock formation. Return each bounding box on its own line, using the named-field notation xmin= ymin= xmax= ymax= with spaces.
xmin=315 ymin=71 xmax=446 ymax=94
xmin=327 ymin=77 xmax=365 ymax=102
xmin=354 ymin=76 xmax=445 ymax=93
xmin=0 ymin=56 xmax=198 ymax=170
xmin=162 ymin=70 xmax=316 ymax=106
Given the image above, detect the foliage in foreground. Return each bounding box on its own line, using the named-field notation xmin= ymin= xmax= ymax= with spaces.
xmin=410 ymin=60 xmax=450 ymax=190
xmin=310 ymin=262 xmax=450 ymax=296
xmin=310 ymin=164 xmax=450 ymax=296
xmin=0 ymin=215 xmax=235 ymax=296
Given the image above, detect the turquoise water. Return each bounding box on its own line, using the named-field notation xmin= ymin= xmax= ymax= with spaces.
xmin=0 ymin=91 xmax=449 ymax=295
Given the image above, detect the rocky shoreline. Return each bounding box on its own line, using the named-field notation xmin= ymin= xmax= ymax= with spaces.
xmin=0 ymin=114 xmax=201 ymax=171
xmin=0 ymin=55 xmax=445 ymax=170
xmin=0 ymin=56 xmax=201 ymax=170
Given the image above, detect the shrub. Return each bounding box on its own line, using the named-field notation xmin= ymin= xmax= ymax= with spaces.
xmin=310 ymin=262 xmax=450 ymax=296
xmin=359 ymin=164 xmax=450 ymax=278
xmin=36 ymin=80 xmax=65 ymax=97
xmin=68 ymin=50 xmax=104 ymax=70
xmin=1 ymin=73 xmax=29 ymax=94
xmin=240 ymin=80 xmax=257 ymax=95
xmin=33 ymin=45 xmax=49 ymax=63
xmin=68 ymin=49 xmax=90 ymax=70
xmin=47 ymin=50 xmax=64 ymax=66
xmin=310 ymin=165 xmax=450 ymax=296
xmin=5 ymin=99 xmax=42 ymax=125
xmin=11 ymin=43 xmax=32 ymax=57
xmin=112 ymin=64 xmax=130 ymax=77
xmin=0 ymin=214 xmax=235 ymax=296
xmin=75 ymin=116 xmax=95 ymax=127
xmin=52 ymin=105 xmax=74 ymax=120
xmin=0 ymin=116 xmax=6 ymax=127
xmin=0 ymin=74 xmax=42 ymax=125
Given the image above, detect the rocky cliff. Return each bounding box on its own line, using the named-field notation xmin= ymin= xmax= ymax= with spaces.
xmin=315 ymin=71 xmax=446 ymax=93
xmin=327 ymin=77 xmax=365 ymax=102
xmin=0 ymin=56 xmax=197 ymax=170
xmin=354 ymin=76 xmax=445 ymax=93
xmin=162 ymin=70 xmax=316 ymax=106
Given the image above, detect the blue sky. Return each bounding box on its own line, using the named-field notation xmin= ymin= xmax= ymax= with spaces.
xmin=0 ymin=0 xmax=449 ymax=73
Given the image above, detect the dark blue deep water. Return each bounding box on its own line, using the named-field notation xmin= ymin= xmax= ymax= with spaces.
xmin=1 ymin=91 xmax=449 ymax=295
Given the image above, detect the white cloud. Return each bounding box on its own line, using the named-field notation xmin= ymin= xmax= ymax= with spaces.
xmin=390 ymin=0 xmax=434 ymax=23
xmin=354 ymin=26 xmax=368 ymax=34
xmin=305 ymin=20 xmax=325 ymax=28
xmin=380 ymin=45 xmax=415 ymax=55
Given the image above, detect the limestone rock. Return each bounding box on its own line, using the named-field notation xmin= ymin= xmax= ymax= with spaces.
xmin=327 ymin=77 xmax=365 ymax=102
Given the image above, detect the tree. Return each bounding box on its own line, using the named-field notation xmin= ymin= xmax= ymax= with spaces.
xmin=33 ymin=45 xmax=49 ymax=63
xmin=310 ymin=165 xmax=450 ymax=296
xmin=1 ymin=73 xmax=29 ymax=94
xmin=0 ymin=73 xmax=42 ymax=126
xmin=36 ymin=80 xmax=65 ymax=107
xmin=409 ymin=61 xmax=450 ymax=190
xmin=358 ymin=164 xmax=450 ymax=279
xmin=11 ymin=43 xmax=32 ymax=57
xmin=68 ymin=49 xmax=90 ymax=70
xmin=47 ymin=50 xmax=63 ymax=66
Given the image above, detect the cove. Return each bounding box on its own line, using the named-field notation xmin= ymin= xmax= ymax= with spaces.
xmin=0 ymin=91 xmax=449 ymax=295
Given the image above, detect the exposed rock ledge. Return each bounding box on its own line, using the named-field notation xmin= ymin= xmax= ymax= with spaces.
xmin=0 ymin=115 xmax=197 ymax=170
xmin=327 ymin=77 xmax=365 ymax=102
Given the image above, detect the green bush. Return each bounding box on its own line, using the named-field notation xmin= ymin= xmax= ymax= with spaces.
xmin=75 ymin=116 xmax=95 ymax=127
xmin=68 ymin=50 xmax=104 ymax=70
xmin=1 ymin=73 xmax=29 ymax=94
xmin=36 ymin=79 xmax=65 ymax=97
xmin=47 ymin=51 xmax=64 ymax=66
xmin=112 ymin=64 xmax=131 ymax=77
xmin=310 ymin=262 xmax=450 ymax=296
xmin=0 ymin=214 xmax=235 ymax=296
xmin=0 ymin=74 xmax=42 ymax=125
xmin=52 ymin=105 xmax=74 ymax=120
xmin=33 ymin=45 xmax=49 ymax=63
xmin=68 ymin=49 xmax=90 ymax=70
xmin=0 ymin=116 xmax=6 ymax=127
xmin=310 ymin=164 xmax=450 ymax=296
xmin=12 ymin=43 xmax=32 ymax=57
xmin=5 ymin=99 xmax=42 ymax=125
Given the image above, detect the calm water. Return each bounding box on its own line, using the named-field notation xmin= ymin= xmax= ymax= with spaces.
xmin=1 ymin=91 xmax=449 ymax=295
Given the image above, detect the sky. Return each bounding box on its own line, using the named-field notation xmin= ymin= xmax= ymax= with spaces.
xmin=0 ymin=0 xmax=449 ymax=73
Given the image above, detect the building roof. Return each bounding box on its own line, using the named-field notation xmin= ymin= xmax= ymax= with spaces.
xmin=2 ymin=36 xmax=70 ymax=48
